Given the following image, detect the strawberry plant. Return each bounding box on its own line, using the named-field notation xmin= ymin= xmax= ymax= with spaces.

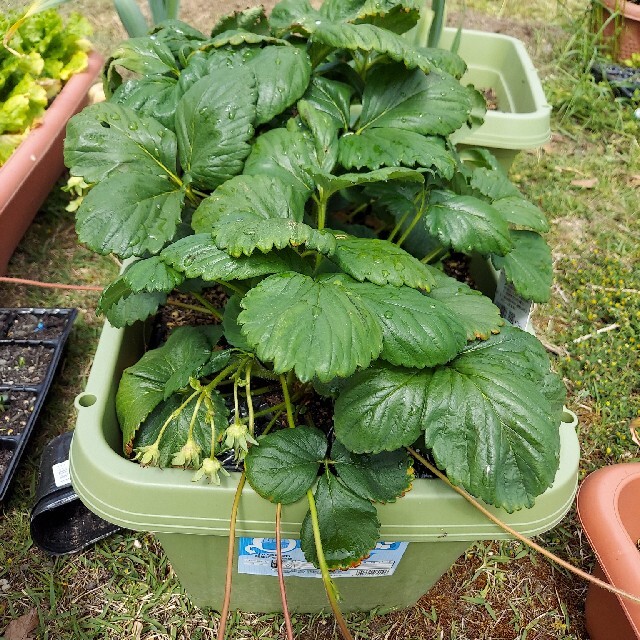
xmin=64 ymin=0 xmax=565 ymax=625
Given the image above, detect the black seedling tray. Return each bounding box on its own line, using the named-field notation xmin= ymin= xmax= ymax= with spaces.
xmin=0 ymin=308 xmax=77 ymax=501
xmin=591 ymin=62 xmax=640 ymax=99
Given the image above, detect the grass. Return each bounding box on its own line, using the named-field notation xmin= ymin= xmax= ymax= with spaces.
xmin=1 ymin=0 xmax=639 ymax=638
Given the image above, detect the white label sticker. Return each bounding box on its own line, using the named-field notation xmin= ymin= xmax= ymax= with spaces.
xmin=493 ymin=270 xmax=534 ymax=330
xmin=238 ymin=538 xmax=408 ymax=578
xmin=52 ymin=460 xmax=71 ymax=488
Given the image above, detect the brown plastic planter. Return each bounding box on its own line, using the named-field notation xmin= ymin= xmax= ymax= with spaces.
xmin=0 ymin=51 xmax=103 ymax=276
xmin=599 ymin=0 xmax=640 ymax=61
xmin=577 ymin=463 xmax=640 ymax=640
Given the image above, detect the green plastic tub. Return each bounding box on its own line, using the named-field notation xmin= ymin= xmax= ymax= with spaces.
xmin=70 ymin=317 xmax=579 ymax=614
xmin=435 ymin=28 xmax=551 ymax=169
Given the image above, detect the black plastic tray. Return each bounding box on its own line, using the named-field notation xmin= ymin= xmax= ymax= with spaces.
xmin=591 ymin=62 xmax=640 ymax=99
xmin=0 ymin=308 xmax=77 ymax=501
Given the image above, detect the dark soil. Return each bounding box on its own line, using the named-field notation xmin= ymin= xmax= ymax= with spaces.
xmin=0 ymin=313 xmax=10 ymax=338
xmin=5 ymin=313 xmax=68 ymax=340
xmin=150 ymin=287 xmax=227 ymax=346
xmin=0 ymin=392 xmax=37 ymax=437
xmin=482 ymin=87 xmax=499 ymax=110
xmin=0 ymin=344 xmax=54 ymax=386
xmin=441 ymin=252 xmax=476 ymax=288
xmin=0 ymin=447 xmax=13 ymax=478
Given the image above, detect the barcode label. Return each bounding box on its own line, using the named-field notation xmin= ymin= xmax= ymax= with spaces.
xmin=493 ymin=271 xmax=533 ymax=330
xmin=52 ymin=460 xmax=71 ymax=488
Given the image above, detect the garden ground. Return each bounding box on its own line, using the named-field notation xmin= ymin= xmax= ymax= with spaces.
xmin=0 ymin=0 xmax=638 ymax=638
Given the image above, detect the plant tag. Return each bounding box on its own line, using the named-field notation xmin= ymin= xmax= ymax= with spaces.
xmin=237 ymin=538 xmax=408 ymax=578
xmin=52 ymin=460 xmax=71 ymax=488
xmin=493 ymin=270 xmax=533 ymax=330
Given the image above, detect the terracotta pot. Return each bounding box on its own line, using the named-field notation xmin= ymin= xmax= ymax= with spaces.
xmin=599 ymin=0 xmax=640 ymax=61
xmin=0 ymin=51 xmax=103 ymax=276
xmin=576 ymin=463 xmax=640 ymax=640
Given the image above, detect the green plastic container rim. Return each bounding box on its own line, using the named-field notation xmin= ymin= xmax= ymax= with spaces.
xmin=70 ymin=320 xmax=579 ymax=541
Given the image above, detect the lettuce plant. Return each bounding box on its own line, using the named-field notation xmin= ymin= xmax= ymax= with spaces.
xmin=64 ymin=0 xmax=564 ymax=601
xmin=0 ymin=9 xmax=91 ymax=165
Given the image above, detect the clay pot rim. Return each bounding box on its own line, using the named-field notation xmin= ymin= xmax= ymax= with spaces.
xmin=577 ymin=463 xmax=640 ymax=635
xmin=600 ymin=0 xmax=640 ymax=21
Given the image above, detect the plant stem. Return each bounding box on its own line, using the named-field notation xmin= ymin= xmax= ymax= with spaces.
xmin=165 ymin=300 xmax=214 ymax=316
xmin=148 ymin=389 xmax=198 ymax=453
xmin=191 ymin=293 xmax=223 ymax=321
xmin=261 ymin=410 xmax=284 ymax=437
xmin=306 ymin=488 xmax=353 ymax=640
xmin=406 ymin=447 xmax=640 ymax=607
xmin=250 ymin=391 xmax=304 ymax=421
xmin=344 ymin=202 xmax=368 ymax=223
xmin=204 ymin=395 xmax=217 ymax=458
xmin=386 ymin=210 xmax=410 ymax=243
xmin=279 ymin=375 xmax=296 ymax=429
xmin=275 ymin=503 xmax=294 ymax=640
xmin=186 ymin=393 xmax=204 ymax=442
xmin=217 ymin=471 xmax=246 ymax=640
xmin=420 ymin=246 xmax=447 ymax=264
xmin=214 ymin=280 xmax=246 ymax=296
xmin=245 ymin=362 xmax=255 ymax=436
xmin=316 ymin=192 xmax=328 ymax=232
xmin=396 ymin=192 xmax=426 ymax=248
xmin=205 ymin=361 xmax=247 ymax=395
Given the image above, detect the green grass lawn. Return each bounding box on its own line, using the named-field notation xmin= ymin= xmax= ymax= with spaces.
xmin=1 ymin=1 xmax=639 ymax=638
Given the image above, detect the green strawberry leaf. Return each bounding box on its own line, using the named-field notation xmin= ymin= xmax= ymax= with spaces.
xmin=312 ymin=166 xmax=424 ymax=198
xmin=344 ymin=280 xmax=468 ymax=367
xmin=213 ymin=218 xmax=336 ymax=258
xmin=331 ymin=439 xmax=413 ymax=503
xmin=247 ymin=46 xmax=312 ymax=125
xmin=192 ymin=174 xmax=304 ymax=233
xmin=468 ymin=167 xmax=549 ymax=232
xmin=425 ymin=191 xmax=512 ymax=256
xmin=116 ymin=326 xmax=217 ymax=451
xmin=329 ymin=236 xmax=435 ymax=289
xmin=243 ymin=128 xmax=319 ymax=200
xmin=335 ymin=326 xmax=563 ymax=511
xmin=422 ymin=326 xmax=563 ymax=511
xmin=160 ymin=233 xmax=308 ymax=280
xmin=64 ymin=103 xmax=178 ymax=183
xmin=302 ymin=76 xmax=353 ymax=130
xmin=334 ymin=363 xmax=433 ymax=453
xmin=351 ymin=0 xmax=422 ymax=34
xmin=490 ymin=197 xmax=550 ymax=233
xmin=491 ymin=231 xmax=553 ymax=303
xmin=300 ymin=472 xmax=380 ymax=570
xmin=106 ymin=38 xmax=179 ymax=95
xmin=297 ymin=100 xmax=339 ymax=172
xmin=357 ymin=65 xmax=473 ymax=136
xmin=205 ymin=30 xmax=288 ymax=48
xmin=111 ymin=76 xmax=181 ymax=130
xmin=245 ymin=426 xmax=328 ymax=504
xmin=123 ymin=256 xmax=184 ymax=293
xmin=211 ymin=7 xmax=270 ymax=36
xmin=175 ymin=69 xmax=257 ymax=190
xmin=307 ymin=22 xmax=437 ymax=74
xmin=193 ymin=175 xmax=332 ymax=258
xmin=238 ymin=272 xmax=383 ymax=382
xmin=469 ymin=166 xmax=521 ymax=200
xmin=339 ymin=129 xmax=455 ymax=176
xmin=76 ymin=173 xmax=185 ymax=258
xmin=427 ymin=270 xmax=504 ymax=341
xmin=222 ymin=295 xmax=253 ymax=351
xmin=98 ymin=277 xmax=167 ymax=328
